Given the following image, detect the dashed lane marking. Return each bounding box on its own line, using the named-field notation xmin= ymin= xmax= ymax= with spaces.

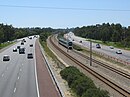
xmin=13 ymin=87 xmax=17 ymax=93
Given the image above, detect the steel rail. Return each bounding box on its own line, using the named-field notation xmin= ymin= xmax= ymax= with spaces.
xmin=49 ymin=36 xmax=130 ymax=97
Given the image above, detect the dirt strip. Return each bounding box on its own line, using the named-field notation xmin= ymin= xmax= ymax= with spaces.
xmin=35 ymin=40 xmax=60 ymax=97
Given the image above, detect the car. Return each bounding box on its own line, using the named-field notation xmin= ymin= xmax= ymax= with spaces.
xmin=30 ymin=44 xmax=33 ymax=47
xmin=96 ymin=44 xmax=101 ymax=48
xmin=3 ymin=55 xmax=10 ymax=61
xmin=109 ymin=46 xmax=114 ymax=49
xmin=27 ymin=53 xmax=33 ymax=59
xmin=17 ymin=46 xmax=21 ymax=49
xmin=21 ymin=42 xmax=24 ymax=45
xmin=19 ymin=48 xmax=25 ymax=54
xmin=13 ymin=48 xmax=17 ymax=52
xmin=79 ymin=40 xmax=82 ymax=43
xmin=116 ymin=50 xmax=122 ymax=54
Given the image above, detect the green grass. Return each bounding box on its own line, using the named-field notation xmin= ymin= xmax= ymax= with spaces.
xmin=73 ymin=44 xmax=83 ymax=51
xmin=39 ymin=39 xmax=65 ymax=69
xmin=0 ymin=42 xmax=14 ymax=49
xmin=39 ymin=40 xmax=57 ymax=61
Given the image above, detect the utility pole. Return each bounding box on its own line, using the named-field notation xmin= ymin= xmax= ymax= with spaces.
xmin=90 ymin=39 xmax=92 ymax=66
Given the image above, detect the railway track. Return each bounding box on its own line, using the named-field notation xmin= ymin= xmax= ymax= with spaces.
xmin=49 ymin=36 xmax=130 ymax=97
xmin=72 ymin=50 xmax=130 ymax=80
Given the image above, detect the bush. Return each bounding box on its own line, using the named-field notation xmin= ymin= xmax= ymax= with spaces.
xmin=60 ymin=66 xmax=109 ymax=97
xmin=82 ymin=88 xmax=109 ymax=97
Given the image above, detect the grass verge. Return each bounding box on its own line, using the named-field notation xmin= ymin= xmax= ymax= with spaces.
xmin=0 ymin=42 xmax=15 ymax=50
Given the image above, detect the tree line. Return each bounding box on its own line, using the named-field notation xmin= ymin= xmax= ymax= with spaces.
xmin=0 ymin=23 xmax=54 ymax=44
xmin=73 ymin=23 xmax=130 ymax=47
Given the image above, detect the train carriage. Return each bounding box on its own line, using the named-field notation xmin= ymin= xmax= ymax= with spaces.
xmin=58 ymin=38 xmax=73 ymax=49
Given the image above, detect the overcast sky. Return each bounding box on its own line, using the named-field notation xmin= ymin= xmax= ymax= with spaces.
xmin=0 ymin=0 xmax=130 ymax=28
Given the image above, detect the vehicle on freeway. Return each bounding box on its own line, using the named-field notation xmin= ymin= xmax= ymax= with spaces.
xmin=19 ymin=47 xmax=25 ymax=54
xmin=22 ymin=39 xmax=26 ymax=42
xmin=13 ymin=48 xmax=17 ymax=52
xmin=21 ymin=42 xmax=24 ymax=45
xmin=96 ymin=44 xmax=101 ymax=48
xmin=58 ymin=38 xmax=73 ymax=49
xmin=29 ymin=37 xmax=32 ymax=39
xmin=116 ymin=50 xmax=122 ymax=54
xmin=109 ymin=46 xmax=114 ymax=49
xmin=3 ymin=55 xmax=10 ymax=61
xmin=30 ymin=44 xmax=33 ymax=47
xmin=27 ymin=53 xmax=33 ymax=59
xmin=17 ymin=46 xmax=21 ymax=49
xmin=79 ymin=40 xmax=82 ymax=43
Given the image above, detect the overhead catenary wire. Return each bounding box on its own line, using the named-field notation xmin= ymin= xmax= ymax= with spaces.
xmin=0 ymin=4 xmax=130 ymax=12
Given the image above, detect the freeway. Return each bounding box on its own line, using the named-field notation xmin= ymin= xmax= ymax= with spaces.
xmin=0 ymin=37 xmax=38 ymax=97
xmin=66 ymin=32 xmax=130 ymax=64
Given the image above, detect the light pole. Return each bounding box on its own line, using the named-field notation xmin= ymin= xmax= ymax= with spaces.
xmin=90 ymin=39 xmax=92 ymax=66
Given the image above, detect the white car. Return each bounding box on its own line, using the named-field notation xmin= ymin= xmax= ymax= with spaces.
xmin=13 ymin=48 xmax=17 ymax=52
xmin=116 ymin=50 xmax=122 ymax=54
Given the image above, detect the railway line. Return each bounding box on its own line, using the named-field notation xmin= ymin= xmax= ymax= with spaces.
xmin=49 ymin=35 xmax=130 ymax=97
xmin=72 ymin=50 xmax=130 ymax=79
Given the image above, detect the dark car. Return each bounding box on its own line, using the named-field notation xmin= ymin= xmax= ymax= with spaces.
xmin=21 ymin=42 xmax=24 ymax=45
xmin=17 ymin=46 xmax=21 ymax=49
xmin=79 ymin=40 xmax=82 ymax=43
xmin=3 ymin=55 xmax=10 ymax=61
xmin=19 ymin=48 xmax=25 ymax=54
xmin=96 ymin=44 xmax=101 ymax=48
xmin=13 ymin=48 xmax=17 ymax=52
xmin=27 ymin=53 xmax=33 ymax=59
xmin=30 ymin=44 xmax=33 ymax=47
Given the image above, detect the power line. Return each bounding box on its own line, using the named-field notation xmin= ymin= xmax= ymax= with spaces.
xmin=0 ymin=4 xmax=130 ymax=12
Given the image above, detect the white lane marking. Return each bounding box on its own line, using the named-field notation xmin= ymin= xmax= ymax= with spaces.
xmin=20 ymin=69 xmax=22 ymax=72
xmin=17 ymin=76 xmax=20 ymax=80
xmin=2 ymin=74 xmax=4 ymax=77
xmin=13 ymin=87 xmax=17 ymax=93
xmin=6 ymin=67 xmax=8 ymax=70
xmin=22 ymin=64 xmax=23 ymax=66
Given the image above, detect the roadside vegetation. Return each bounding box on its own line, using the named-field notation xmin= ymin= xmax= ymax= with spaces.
xmin=39 ymin=31 xmax=55 ymax=58
xmin=0 ymin=41 xmax=14 ymax=49
xmin=73 ymin=44 xmax=83 ymax=51
xmin=0 ymin=23 xmax=54 ymax=45
xmin=60 ymin=66 xmax=109 ymax=97
xmin=73 ymin=23 xmax=130 ymax=49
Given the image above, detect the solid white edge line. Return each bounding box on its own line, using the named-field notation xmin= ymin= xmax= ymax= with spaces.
xmin=34 ymin=39 xmax=40 ymax=97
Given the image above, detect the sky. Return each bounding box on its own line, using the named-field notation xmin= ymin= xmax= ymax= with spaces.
xmin=0 ymin=0 xmax=130 ymax=28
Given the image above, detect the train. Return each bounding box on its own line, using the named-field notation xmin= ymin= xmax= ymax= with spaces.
xmin=58 ymin=38 xmax=73 ymax=49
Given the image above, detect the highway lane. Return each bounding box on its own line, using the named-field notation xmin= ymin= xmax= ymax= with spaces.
xmin=0 ymin=37 xmax=38 ymax=97
xmin=67 ymin=34 xmax=130 ymax=63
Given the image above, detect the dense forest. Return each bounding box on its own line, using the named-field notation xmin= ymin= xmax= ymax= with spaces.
xmin=0 ymin=23 xmax=54 ymax=44
xmin=73 ymin=23 xmax=130 ymax=47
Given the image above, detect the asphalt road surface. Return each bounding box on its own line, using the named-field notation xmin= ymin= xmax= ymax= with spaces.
xmin=0 ymin=37 xmax=38 ymax=97
xmin=67 ymin=33 xmax=130 ymax=63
